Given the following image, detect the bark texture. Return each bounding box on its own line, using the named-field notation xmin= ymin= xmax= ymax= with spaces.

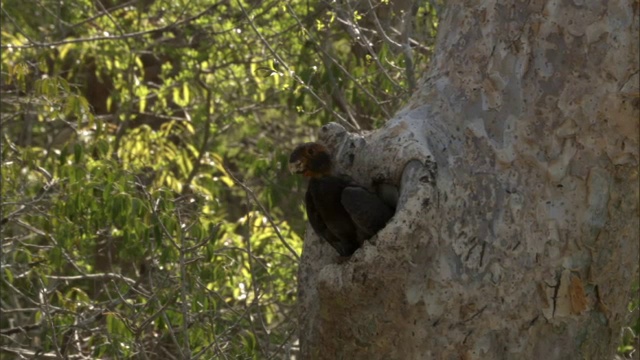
xmin=298 ymin=0 xmax=639 ymax=359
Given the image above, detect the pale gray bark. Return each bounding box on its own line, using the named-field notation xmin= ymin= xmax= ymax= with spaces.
xmin=298 ymin=0 xmax=639 ymax=359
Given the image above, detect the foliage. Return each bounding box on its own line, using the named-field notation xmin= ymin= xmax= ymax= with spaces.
xmin=618 ymin=280 xmax=639 ymax=359
xmin=0 ymin=0 xmax=438 ymax=357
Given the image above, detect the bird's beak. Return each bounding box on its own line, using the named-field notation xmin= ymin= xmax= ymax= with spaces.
xmin=288 ymin=160 xmax=305 ymax=174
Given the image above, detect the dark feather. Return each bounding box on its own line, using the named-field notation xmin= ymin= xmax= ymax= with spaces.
xmin=306 ymin=177 xmax=359 ymax=256
xmin=341 ymin=186 xmax=394 ymax=241
xmin=305 ymin=175 xmax=394 ymax=256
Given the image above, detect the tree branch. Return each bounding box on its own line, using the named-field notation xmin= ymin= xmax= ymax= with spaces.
xmin=1 ymin=3 xmax=224 ymax=49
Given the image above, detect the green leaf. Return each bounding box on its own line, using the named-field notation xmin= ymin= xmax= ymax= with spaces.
xmin=74 ymin=143 xmax=84 ymax=164
xmin=4 ymin=268 xmax=14 ymax=284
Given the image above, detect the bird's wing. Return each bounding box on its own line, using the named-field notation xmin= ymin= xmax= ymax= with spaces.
xmin=306 ymin=179 xmax=359 ymax=256
xmin=305 ymin=189 xmax=329 ymax=240
xmin=341 ymin=186 xmax=394 ymax=240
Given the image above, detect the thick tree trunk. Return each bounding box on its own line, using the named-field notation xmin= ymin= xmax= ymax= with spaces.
xmin=298 ymin=1 xmax=639 ymax=359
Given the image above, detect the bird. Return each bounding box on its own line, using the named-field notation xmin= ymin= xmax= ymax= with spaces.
xmin=289 ymin=142 xmax=395 ymax=257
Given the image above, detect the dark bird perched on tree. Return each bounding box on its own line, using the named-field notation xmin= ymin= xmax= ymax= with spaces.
xmin=289 ymin=142 xmax=395 ymax=257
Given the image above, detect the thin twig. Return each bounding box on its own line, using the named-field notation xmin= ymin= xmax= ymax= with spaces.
xmin=286 ymin=4 xmax=392 ymax=120
xmin=93 ymin=0 xmax=128 ymax=37
xmin=69 ymin=1 xmax=136 ymax=30
xmin=183 ymin=76 xmax=215 ymax=193
xmin=0 ymin=323 xmax=42 ymax=335
xmin=241 ymin=211 xmax=269 ymax=358
xmin=223 ymin=166 xmax=300 ymax=261
xmin=337 ymin=3 xmax=403 ymax=92
xmin=37 ymin=278 xmax=64 ymax=359
xmin=235 ymin=0 xmax=360 ymax=131
xmin=178 ymin=214 xmax=192 ymax=358
xmin=0 ymin=346 xmax=86 ymax=359
xmin=44 ymin=273 xmax=137 ymax=286
xmin=1 ymin=3 xmax=224 ymax=49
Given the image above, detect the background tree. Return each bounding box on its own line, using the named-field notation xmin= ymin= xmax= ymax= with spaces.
xmin=297 ymin=1 xmax=640 ymax=359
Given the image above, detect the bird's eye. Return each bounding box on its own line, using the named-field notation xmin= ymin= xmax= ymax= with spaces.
xmin=307 ymin=148 xmax=315 ymax=155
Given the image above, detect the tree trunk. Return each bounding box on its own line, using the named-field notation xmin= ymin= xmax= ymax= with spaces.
xmin=297 ymin=1 xmax=639 ymax=359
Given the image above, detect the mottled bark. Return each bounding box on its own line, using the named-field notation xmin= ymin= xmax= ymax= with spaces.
xmin=298 ymin=1 xmax=639 ymax=359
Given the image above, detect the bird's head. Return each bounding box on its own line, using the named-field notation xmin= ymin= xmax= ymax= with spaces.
xmin=289 ymin=142 xmax=332 ymax=178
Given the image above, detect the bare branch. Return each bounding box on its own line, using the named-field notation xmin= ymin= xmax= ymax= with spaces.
xmin=0 ymin=323 xmax=41 ymax=336
xmin=1 ymin=3 xmax=224 ymax=49
xmin=0 ymin=346 xmax=86 ymax=359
